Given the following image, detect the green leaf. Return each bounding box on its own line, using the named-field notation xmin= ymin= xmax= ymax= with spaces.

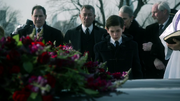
xmin=23 ymin=61 xmax=33 ymax=73
xmin=12 ymin=34 xmax=19 ymax=42
xmin=80 ymin=87 xmax=99 ymax=95
xmin=42 ymin=39 xmax=45 ymax=44
xmin=17 ymin=41 xmax=22 ymax=46
xmin=27 ymin=93 xmax=42 ymax=101
xmin=29 ymin=92 xmax=38 ymax=99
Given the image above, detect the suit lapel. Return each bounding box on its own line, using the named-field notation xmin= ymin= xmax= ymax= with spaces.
xmin=162 ymin=17 xmax=173 ymax=33
xmin=75 ymin=26 xmax=82 ymax=51
xmin=93 ymin=26 xmax=101 ymax=43
xmin=94 ymin=28 xmax=98 ymax=43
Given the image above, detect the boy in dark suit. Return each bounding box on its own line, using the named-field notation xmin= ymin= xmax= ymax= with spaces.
xmin=94 ymin=15 xmax=143 ymax=79
xmin=12 ymin=5 xmax=64 ymax=46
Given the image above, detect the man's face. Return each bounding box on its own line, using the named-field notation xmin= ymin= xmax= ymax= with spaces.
xmin=151 ymin=4 xmax=164 ymax=23
xmin=31 ymin=9 xmax=46 ymax=28
xmin=79 ymin=8 xmax=95 ymax=27
xmin=119 ymin=12 xmax=133 ymax=29
xmin=107 ymin=26 xmax=124 ymax=41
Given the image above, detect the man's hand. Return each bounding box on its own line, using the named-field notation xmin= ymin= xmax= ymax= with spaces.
xmin=142 ymin=42 xmax=153 ymax=51
xmin=154 ymin=58 xmax=165 ymax=70
xmin=167 ymin=38 xmax=180 ymax=50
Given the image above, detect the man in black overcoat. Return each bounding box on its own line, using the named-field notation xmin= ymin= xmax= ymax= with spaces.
xmin=64 ymin=5 xmax=107 ymax=61
xmin=12 ymin=5 xmax=64 ymax=46
xmin=142 ymin=1 xmax=173 ymax=78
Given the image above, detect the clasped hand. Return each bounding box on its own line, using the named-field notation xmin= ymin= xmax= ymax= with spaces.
xmin=142 ymin=42 xmax=153 ymax=51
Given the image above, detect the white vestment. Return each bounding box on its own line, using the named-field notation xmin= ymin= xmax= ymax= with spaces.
xmin=160 ymin=10 xmax=180 ymax=79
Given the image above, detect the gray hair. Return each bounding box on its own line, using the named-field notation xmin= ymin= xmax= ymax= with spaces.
xmin=119 ymin=5 xmax=133 ymax=17
xmin=81 ymin=5 xmax=95 ymax=15
xmin=157 ymin=1 xmax=170 ymax=15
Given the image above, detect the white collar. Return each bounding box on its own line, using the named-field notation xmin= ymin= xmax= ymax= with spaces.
xmin=110 ymin=37 xmax=122 ymax=46
xmin=82 ymin=24 xmax=93 ymax=34
xmin=35 ymin=26 xmax=43 ymax=30
xmin=35 ymin=26 xmax=43 ymax=34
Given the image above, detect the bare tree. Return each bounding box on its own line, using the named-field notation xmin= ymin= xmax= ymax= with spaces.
xmin=47 ymin=0 xmax=108 ymax=31
xmin=47 ymin=0 xmax=180 ymax=33
xmin=0 ymin=3 xmax=21 ymax=36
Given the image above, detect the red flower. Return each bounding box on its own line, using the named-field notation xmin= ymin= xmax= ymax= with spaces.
xmin=98 ymin=68 xmax=105 ymax=73
xmin=84 ymin=61 xmax=98 ymax=73
xmin=37 ymin=52 xmax=50 ymax=64
xmin=42 ymin=95 xmax=53 ymax=101
xmin=6 ymin=49 xmax=21 ymax=63
xmin=12 ymin=87 xmax=31 ymax=101
xmin=4 ymin=37 xmax=16 ymax=49
xmin=46 ymin=41 xmax=54 ymax=48
xmin=55 ymin=58 xmax=74 ymax=68
xmin=21 ymin=36 xmax=33 ymax=46
xmin=9 ymin=65 xmax=20 ymax=74
xmin=111 ymin=72 xmax=123 ymax=79
xmin=31 ymin=41 xmax=45 ymax=47
xmin=45 ymin=74 xmax=56 ymax=88
xmin=86 ymin=77 xmax=112 ymax=91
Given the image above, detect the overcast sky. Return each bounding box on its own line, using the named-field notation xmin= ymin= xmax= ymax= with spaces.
xmin=1 ymin=0 xmax=54 ymax=24
xmin=1 ymin=0 xmax=180 ymax=26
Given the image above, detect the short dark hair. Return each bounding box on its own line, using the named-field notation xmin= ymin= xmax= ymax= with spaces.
xmin=81 ymin=5 xmax=95 ymax=14
xmin=106 ymin=15 xmax=124 ymax=29
xmin=31 ymin=5 xmax=46 ymax=15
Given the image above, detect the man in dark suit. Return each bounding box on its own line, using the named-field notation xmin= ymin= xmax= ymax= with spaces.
xmin=12 ymin=5 xmax=64 ymax=46
xmin=94 ymin=15 xmax=143 ymax=79
xmin=64 ymin=5 xmax=107 ymax=61
xmin=142 ymin=1 xmax=172 ymax=78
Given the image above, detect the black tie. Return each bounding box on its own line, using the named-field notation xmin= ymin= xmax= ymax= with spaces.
xmin=115 ymin=41 xmax=119 ymax=48
xmin=86 ymin=28 xmax=90 ymax=35
xmin=37 ymin=28 xmax=41 ymax=33
xmin=159 ymin=24 xmax=164 ymax=35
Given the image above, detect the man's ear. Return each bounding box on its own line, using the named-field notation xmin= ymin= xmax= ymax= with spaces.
xmin=105 ymin=27 xmax=109 ymax=34
xmin=79 ymin=14 xmax=81 ymax=18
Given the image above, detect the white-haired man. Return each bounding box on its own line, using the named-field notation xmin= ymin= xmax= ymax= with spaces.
xmin=142 ymin=1 xmax=173 ymax=78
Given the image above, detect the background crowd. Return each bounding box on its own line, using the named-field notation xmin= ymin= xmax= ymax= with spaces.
xmin=0 ymin=1 xmax=180 ymax=79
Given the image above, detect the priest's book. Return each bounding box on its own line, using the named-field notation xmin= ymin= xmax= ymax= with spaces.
xmin=163 ymin=30 xmax=180 ymax=44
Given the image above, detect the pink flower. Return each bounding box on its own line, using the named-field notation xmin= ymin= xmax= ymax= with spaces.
xmin=29 ymin=43 xmax=44 ymax=54
xmin=71 ymin=54 xmax=80 ymax=60
xmin=49 ymin=51 xmax=57 ymax=58
xmin=28 ymin=76 xmax=48 ymax=92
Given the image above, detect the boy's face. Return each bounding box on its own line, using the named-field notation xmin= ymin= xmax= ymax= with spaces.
xmin=106 ymin=26 xmax=124 ymax=41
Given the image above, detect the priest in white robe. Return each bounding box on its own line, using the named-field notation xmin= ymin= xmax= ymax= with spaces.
xmin=159 ymin=10 xmax=180 ymax=79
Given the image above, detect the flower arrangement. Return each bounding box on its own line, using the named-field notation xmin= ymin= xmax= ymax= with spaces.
xmin=0 ymin=34 xmax=130 ymax=101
